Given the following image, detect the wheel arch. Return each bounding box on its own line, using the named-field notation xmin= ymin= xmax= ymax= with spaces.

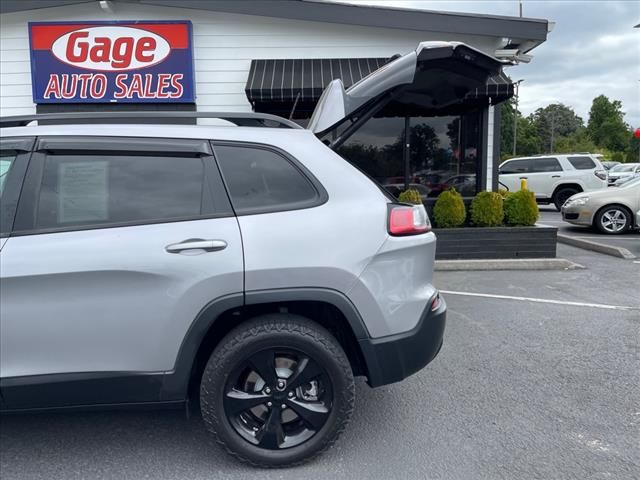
xmin=161 ymin=289 xmax=370 ymax=403
xmin=552 ymin=183 xmax=583 ymax=199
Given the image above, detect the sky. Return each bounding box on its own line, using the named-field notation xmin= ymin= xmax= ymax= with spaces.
xmin=328 ymin=0 xmax=640 ymax=128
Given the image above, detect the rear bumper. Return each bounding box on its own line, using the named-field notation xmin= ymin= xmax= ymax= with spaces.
xmin=358 ymin=294 xmax=446 ymax=387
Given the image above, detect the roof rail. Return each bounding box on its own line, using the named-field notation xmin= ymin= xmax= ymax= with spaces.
xmin=0 ymin=111 xmax=302 ymax=129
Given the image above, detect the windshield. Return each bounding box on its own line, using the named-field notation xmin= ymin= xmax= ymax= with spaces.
xmin=611 ymin=164 xmax=636 ymax=172
xmin=617 ymin=176 xmax=640 ymax=188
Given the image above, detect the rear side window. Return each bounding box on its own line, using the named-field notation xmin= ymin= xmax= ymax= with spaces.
xmin=529 ymin=157 xmax=562 ymax=173
xmin=214 ymin=144 xmax=321 ymax=214
xmin=568 ymin=156 xmax=596 ymax=170
xmin=500 ymin=159 xmax=531 ymax=174
xmin=35 ymin=154 xmax=210 ymax=229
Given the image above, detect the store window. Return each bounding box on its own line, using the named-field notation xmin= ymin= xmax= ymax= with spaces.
xmin=336 ymin=117 xmax=405 ymax=184
xmin=335 ymin=111 xmax=483 ymax=199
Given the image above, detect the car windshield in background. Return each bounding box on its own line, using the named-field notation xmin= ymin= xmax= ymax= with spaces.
xmin=610 ymin=164 xmax=636 ymax=172
xmin=617 ymin=176 xmax=640 ymax=188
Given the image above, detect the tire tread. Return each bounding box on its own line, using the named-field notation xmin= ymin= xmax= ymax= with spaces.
xmin=200 ymin=315 xmax=355 ymax=468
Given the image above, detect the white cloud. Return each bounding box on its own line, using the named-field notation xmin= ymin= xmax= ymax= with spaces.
xmin=326 ymin=0 xmax=640 ymax=126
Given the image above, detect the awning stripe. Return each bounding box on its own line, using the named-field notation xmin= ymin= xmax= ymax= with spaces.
xmin=245 ymin=57 xmax=513 ymax=104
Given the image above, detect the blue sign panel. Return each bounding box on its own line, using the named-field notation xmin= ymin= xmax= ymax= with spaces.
xmin=28 ymin=21 xmax=195 ymax=103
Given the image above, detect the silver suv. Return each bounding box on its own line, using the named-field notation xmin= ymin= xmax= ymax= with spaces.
xmin=1 ymin=40 xmax=506 ymax=466
xmin=0 ymin=111 xmax=446 ymax=466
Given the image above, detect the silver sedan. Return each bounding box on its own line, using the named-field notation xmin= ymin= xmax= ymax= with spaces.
xmin=561 ymin=177 xmax=640 ymax=234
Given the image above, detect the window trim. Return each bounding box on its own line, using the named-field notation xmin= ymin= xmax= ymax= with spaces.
xmin=0 ymin=137 xmax=35 ymax=237
xmin=12 ymin=136 xmax=234 ymax=236
xmin=211 ymin=140 xmax=328 ymax=216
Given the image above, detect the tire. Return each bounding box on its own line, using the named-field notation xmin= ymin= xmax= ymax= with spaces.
xmin=200 ymin=314 xmax=355 ymax=467
xmin=594 ymin=205 xmax=631 ymax=235
xmin=553 ymin=187 xmax=580 ymax=211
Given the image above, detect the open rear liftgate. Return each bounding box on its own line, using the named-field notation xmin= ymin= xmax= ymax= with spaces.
xmin=308 ymin=41 xmax=506 ymax=149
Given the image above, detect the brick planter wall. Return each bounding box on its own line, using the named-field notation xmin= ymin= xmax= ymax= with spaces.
xmin=433 ymin=226 xmax=558 ymax=260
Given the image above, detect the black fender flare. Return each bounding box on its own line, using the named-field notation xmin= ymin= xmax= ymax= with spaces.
xmin=160 ymin=288 xmax=369 ymax=400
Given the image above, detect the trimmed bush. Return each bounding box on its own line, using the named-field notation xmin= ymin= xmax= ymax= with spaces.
xmin=398 ymin=188 xmax=423 ymax=205
xmin=504 ymin=189 xmax=539 ymax=226
xmin=470 ymin=191 xmax=504 ymax=227
xmin=433 ymin=187 xmax=466 ymax=228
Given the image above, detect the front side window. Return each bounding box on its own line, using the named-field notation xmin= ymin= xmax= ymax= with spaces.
xmin=568 ymin=156 xmax=596 ymax=170
xmin=501 ymin=159 xmax=531 ymax=174
xmin=36 ymin=154 xmax=207 ymax=230
xmin=214 ymin=144 xmax=319 ymax=213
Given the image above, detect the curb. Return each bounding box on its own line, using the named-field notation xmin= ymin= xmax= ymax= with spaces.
xmin=434 ymin=258 xmax=584 ymax=271
xmin=557 ymin=234 xmax=636 ymax=260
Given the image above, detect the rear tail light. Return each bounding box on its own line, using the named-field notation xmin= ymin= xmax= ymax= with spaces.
xmin=594 ymin=170 xmax=607 ymax=181
xmin=388 ymin=204 xmax=431 ymax=236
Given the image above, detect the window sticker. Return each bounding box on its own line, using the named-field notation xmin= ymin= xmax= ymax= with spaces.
xmin=58 ymin=161 xmax=108 ymax=223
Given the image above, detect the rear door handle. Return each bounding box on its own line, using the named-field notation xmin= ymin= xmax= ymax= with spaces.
xmin=165 ymin=239 xmax=227 ymax=253
xmin=551 ymin=175 xmax=561 ymax=178
xmin=519 ymin=176 xmax=528 ymax=179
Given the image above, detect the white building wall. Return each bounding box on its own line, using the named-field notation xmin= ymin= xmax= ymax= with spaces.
xmin=0 ymin=2 xmax=505 ymax=117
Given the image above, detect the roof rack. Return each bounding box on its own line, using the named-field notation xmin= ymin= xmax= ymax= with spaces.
xmin=0 ymin=111 xmax=302 ymax=129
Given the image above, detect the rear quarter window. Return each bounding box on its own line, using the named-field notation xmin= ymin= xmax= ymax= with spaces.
xmin=214 ymin=143 xmax=325 ymax=214
xmin=568 ymin=156 xmax=596 ymax=170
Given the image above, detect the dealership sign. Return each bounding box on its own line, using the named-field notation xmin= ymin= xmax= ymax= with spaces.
xmin=28 ymin=21 xmax=195 ymax=103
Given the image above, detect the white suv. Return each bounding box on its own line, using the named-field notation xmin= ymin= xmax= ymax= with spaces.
xmin=499 ymin=154 xmax=608 ymax=210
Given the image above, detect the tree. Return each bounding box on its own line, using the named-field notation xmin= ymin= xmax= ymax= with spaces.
xmin=529 ymin=103 xmax=583 ymax=153
xmin=554 ymin=129 xmax=597 ymax=154
xmin=587 ymin=95 xmax=628 ymax=152
xmin=500 ymin=99 xmax=541 ymax=158
xmin=627 ymin=130 xmax=640 ymax=163
xmin=515 ymin=116 xmax=541 ymax=156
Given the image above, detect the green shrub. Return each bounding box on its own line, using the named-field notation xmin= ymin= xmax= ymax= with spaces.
xmin=433 ymin=188 xmax=466 ymax=228
xmin=504 ymin=189 xmax=539 ymax=226
xmin=470 ymin=191 xmax=504 ymax=227
xmin=398 ymin=188 xmax=422 ymax=205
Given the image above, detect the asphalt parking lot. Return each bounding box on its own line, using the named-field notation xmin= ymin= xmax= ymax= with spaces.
xmin=1 ymin=244 xmax=638 ymax=480
xmin=538 ymin=205 xmax=640 ymax=258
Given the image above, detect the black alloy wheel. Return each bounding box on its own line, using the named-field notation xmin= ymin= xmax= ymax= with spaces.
xmin=200 ymin=315 xmax=354 ymax=467
xmin=223 ymin=347 xmax=333 ymax=450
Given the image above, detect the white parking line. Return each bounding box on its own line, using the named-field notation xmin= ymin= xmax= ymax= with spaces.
xmin=440 ymin=290 xmax=639 ymax=311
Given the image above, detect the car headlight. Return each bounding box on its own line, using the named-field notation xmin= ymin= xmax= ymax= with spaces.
xmin=565 ymin=197 xmax=589 ymax=207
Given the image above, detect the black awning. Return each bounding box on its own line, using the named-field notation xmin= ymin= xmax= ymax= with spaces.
xmin=245 ymin=57 xmax=513 ymax=118
xmin=466 ymin=71 xmax=514 ymax=102
xmin=245 ymin=57 xmax=391 ymax=104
